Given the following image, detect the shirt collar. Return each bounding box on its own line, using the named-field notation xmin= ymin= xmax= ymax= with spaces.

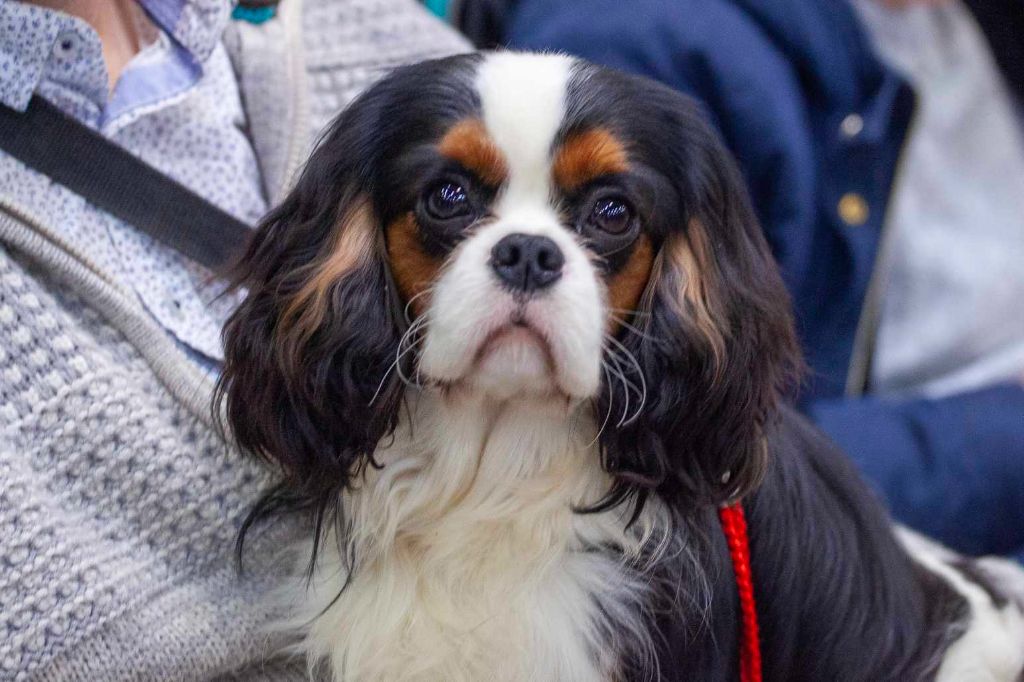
xmin=0 ymin=1 xmax=78 ymax=110
xmin=137 ymin=0 xmax=233 ymax=66
xmin=0 ymin=0 xmax=233 ymax=112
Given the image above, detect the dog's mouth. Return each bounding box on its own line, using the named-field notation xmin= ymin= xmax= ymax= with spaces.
xmin=455 ymin=313 xmax=564 ymax=399
xmin=474 ymin=318 xmax=552 ymax=367
xmin=418 ymin=279 xmax=604 ymax=401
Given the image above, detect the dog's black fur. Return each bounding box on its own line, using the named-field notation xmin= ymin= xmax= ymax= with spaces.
xmin=216 ymin=54 xmax=1014 ymax=680
xmin=640 ymin=409 xmax=968 ymax=681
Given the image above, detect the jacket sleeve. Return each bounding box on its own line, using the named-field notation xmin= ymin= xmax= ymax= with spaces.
xmin=807 ymin=384 xmax=1024 ymax=557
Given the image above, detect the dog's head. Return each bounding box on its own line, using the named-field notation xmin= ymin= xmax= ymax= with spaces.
xmin=218 ymin=52 xmax=800 ymax=522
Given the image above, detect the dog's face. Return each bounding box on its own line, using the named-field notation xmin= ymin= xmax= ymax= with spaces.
xmin=219 ymin=52 xmax=799 ymax=516
xmin=405 ymin=54 xmax=654 ymax=403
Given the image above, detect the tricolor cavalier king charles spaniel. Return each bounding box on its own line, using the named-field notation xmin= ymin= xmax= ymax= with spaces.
xmin=217 ymin=52 xmax=1024 ymax=681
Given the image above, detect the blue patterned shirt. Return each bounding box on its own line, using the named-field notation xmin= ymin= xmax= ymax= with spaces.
xmin=0 ymin=0 xmax=265 ymax=362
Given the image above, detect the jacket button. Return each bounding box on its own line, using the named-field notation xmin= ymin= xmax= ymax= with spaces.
xmin=841 ymin=113 xmax=864 ymax=138
xmin=838 ymin=193 xmax=869 ymax=226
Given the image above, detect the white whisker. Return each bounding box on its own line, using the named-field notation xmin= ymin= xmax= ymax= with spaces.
xmin=603 ymin=348 xmax=633 ymax=427
xmin=403 ymin=289 xmax=433 ymax=325
xmin=603 ymin=333 xmax=648 ymax=425
xmin=588 ymin=364 xmax=615 ymax=448
xmin=394 ymin=332 xmax=425 ymax=390
xmin=609 ymin=314 xmax=658 ymax=342
xmin=607 ymin=347 xmax=645 ymax=406
xmin=607 ymin=307 xmax=652 ymax=318
xmin=370 ymin=316 xmax=428 ymax=404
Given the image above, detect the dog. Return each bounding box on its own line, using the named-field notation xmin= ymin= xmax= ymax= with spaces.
xmin=216 ymin=52 xmax=1024 ymax=681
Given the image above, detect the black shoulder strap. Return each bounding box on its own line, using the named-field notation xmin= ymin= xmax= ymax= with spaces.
xmin=0 ymin=96 xmax=251 ymax=271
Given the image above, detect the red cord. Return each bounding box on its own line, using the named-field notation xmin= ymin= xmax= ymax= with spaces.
xmin=719 ymin=503 xmax=762 ymax=682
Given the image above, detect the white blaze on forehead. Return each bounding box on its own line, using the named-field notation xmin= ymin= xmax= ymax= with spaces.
xmin=475 ymin=52 xmax=574 ymax=207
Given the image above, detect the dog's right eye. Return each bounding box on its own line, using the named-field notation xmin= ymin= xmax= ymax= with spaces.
xmin=425 ymin=182 xmax=471 ymax=220
xmin=589 ymin=197 xmax=633 ymax=235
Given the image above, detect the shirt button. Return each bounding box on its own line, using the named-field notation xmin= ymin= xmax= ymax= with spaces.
xmin=838 ymin=193 xmax=869 ymax=226
xmin=840 ymin=113 xmax=864 ymax=139
xmin=53 ymin=32 xmax=80 ymax=60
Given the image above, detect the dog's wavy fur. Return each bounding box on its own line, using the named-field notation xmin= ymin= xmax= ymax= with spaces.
xmin=216 ymin=53 xmax=1024 ymax=681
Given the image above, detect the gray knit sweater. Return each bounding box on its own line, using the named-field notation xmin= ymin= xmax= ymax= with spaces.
xmin=0 ymin=2 xmax=467 ymax=679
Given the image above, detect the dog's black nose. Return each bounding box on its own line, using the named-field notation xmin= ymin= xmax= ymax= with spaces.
xmin=490 ymin=233 xmax=564 ymax=293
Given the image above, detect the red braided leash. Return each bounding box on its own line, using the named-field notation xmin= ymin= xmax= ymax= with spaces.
xmin=718 ymin=503 xmax=762 ymax=682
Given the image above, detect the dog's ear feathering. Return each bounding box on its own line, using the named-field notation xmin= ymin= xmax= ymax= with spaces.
xmin=593 ymin=113 xmax=802 ymax=516
xmin=214 ymin=99 xmax=407 ymax=554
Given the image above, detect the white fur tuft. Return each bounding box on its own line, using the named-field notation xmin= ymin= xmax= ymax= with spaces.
xmin=898 ymin=528 xmax=1024 ymax=681
xmin=275 ymin=394 xmax=672 ymax=681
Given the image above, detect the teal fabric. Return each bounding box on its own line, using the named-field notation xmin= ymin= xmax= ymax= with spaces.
xmin=231 ymin=5 xmax=276 ymax=24
xmin=424 ymin=0 xmax=449 ymax=18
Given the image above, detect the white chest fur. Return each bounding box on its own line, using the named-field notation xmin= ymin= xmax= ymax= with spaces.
xmin=279 ymin=393 xmax=668 ymax=682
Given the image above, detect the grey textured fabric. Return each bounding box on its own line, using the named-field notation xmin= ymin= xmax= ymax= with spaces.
xmin=0 ymin=1 xmax=468 ymax=680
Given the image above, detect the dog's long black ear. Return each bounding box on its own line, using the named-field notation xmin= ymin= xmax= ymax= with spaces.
xmin=599 ymin=110 xmax=802 ymax=514
xmin=214 ymin=104 xmax=404 ymax=542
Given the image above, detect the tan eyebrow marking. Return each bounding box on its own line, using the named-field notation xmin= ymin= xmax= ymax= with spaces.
xmin=438 ymin=119 xmax=509 ymax=186
xmin=553 ymin=127 xmax=629 ymax=193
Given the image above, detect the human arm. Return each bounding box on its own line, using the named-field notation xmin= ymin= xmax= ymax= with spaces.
xmin=807 ymin=385 xmax=1024 ymax=556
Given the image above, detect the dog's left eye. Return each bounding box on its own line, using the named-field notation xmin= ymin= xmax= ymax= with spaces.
xmin=589 ymin=198 xmax=634 ymax=235
xmin=425 ymin=182 xmax=471 ymax=220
